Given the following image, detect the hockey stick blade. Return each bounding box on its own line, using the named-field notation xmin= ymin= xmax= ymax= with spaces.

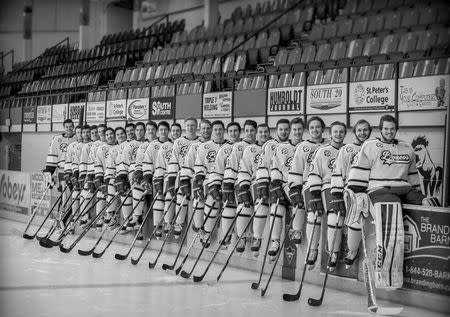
xmin=180 ymin=270 xmax=191 ymax=279
xmin=307 ymin=297 xmax=323 ymax=307
xmin=39 ymin=239 xmax=55 ymax=248
xmin=22 ymin=233 xmax=35 ymax=240
xmin=192 ymin=272 xmax=206 ymax=283
xmin=59 ymin=244 xmax=72 ymax=253
xmin=92 ymin=249 xmax=106 ymax=258
xmin=161 ymin=263 xmax=174 ymax=271
xmin=148 ymin=260 xmax=157 ymax=269
xmin=369 ymin=306 xmax=403 ymax=315
xmin=282 ymin=293 xmax=300 ymax=302
xmin=114 ymin=253 xmax=128 ymax=260
xmin=130 ymin=257 xmax=140 ymax=265
xmin=251 ymin=282 xmax=260 ymax=290
xmin=77 ymin=246 xmax=95 ymax=256
xmin=175 ymin=265 xmax=183 ymax=275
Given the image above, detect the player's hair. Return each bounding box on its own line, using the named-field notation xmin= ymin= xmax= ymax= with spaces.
xmin=330 ymin=121 xmax=347 ymax=133
xmin=227 ymin=121 xmax=241 ymax=132
xmin=244 ymin=120 xmax=257 ymax=130
xmin=276 ymin=118 xmax=290 ymax=127
xmin=211 ymin=120 xmax=225 ymax=129
xmin=200 ymin=119 xmax=212 ymax=127
xmin=146 ymin=120 xmax=157 ymax=129
xmin=115 ymin=127 xmax=126 ymax=134
xmin=307 ymin=116 xmax=326 ymax=130
xmin=98 ymin=123 xmax=107 ymax=129
xmin=379 ymin=114 xmax=397 ymax=130
xmin=125 ymin=123 xmax=135 ymax=129
xmin=290 ymin=117 xmax=305 ymax=127
xmin=172 ymin=122 xmax=182 ymax=130
xmin=135 ymin=121 xmax=145 ymax=130
xmin=105 ymin=127 xmax=114 ymax=135
xmin=82 ymin=124 xmax=90 ymax=131
xmin=353 ymin=119 xmax=372 ymax=135
xmin=158 ymin=121 xmax=170 ymax=130
xmin=185 ymin=117 xmax=198 ymax=124
xmin=257 ymin=123 xmax=269 ymax=130
xmin=63 ymin=119 xmax=74 ymax=125
xmin=75 ymin=125 xmax=82 ymax=130
xmin=90 ymin=125 xmax=98 ymax=131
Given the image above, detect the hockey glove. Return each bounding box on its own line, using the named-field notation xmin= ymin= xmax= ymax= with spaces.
xmin=115 ymin=174 xmax=129 ymax=195
xmin=208 ymin=184 xmax=222 ymax=202
xmin=289 ymin=184 xmax=304 ymax=208
xmin=71 ymin=171 xmax=80 ymax=191
xmin=167 ymin=176 xmax=176 ymax=195
xmin=154 ymin=177 xmax=164 ymax=196
xmin=256 ymin=182 xmax=269 ymax=201
xmin=63 ymin=172 xmax=72 ymax=187
xmin=86 ymin=174 xmax=95 ymax=193
xmin=133 ymin=170 xmax=143 ymax=185
xmin=193 ymin=185 xmax=204 ymax=201
xmin=43 ymin=170 xmax=55 ymax=189
xmin=222 ymin=182 xmax=235 ymax=205
xmin=78 ymin=176 xmax=86 ymax=190
xmin=309 ymin=195 xmax=324 ymax=216
xmin=330 ymin=193 xmax=346 ymax=217
xmin=237 ymin=184 xmax=252 ymax=207
xmin=269 ymin=179 xmax=285 ymax=204
xmin=179 ymin=178 xmax=191 ymax=199
xmin=94 ymin=176 xmax=106 ymax=195
xmin=142 ymin=174 xmax=153 ymax=195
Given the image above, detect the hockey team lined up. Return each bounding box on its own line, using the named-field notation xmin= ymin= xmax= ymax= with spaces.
xmin=41 ymin=113 xmax=440 ymax=292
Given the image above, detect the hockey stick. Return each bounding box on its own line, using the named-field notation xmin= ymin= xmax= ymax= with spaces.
xmin=77 ymin=193 xmax=122 ymax=256
xmin=361 ymin=218 xmax=403 ymax=315
xmin=148 ymin=195 xmax=186 ymax=269
xmin=114 ymin=192 xmax=161 ymax=260
xmin=261 ymin=207 xmax=298 ymax=296
xmin=162 ymin=199 xmax=199 ymax=271
xmin=180 ymin=200 xmax=221 ymax=279
xmin=193 ymin=202 xmax=250 ymax=282
xmin=23 ymin=183 xmax=51 ymax=238
xmin=282 ymin=213 xmax=319 ymax=301
xmin=308 ymin=210 xmax=342 ymax=306
xmin=175 ymin=200 xmax=216 ymax=275
xmin=130 ymin=194 xmax=177 ymax=265
xmin=251 ymin=198 xmax=280 ymax=290
xmin=216 ymin=199 xmax=264 ymax=282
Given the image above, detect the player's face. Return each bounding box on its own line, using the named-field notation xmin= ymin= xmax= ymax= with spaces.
xmin=126 ymin=126 xmax=135 ymax=140
xmin=105 ymin=130 xmax=115 ymax=144
xmin=75 ymin=128 xmax=82 ymax=142
xmin=98 ymin=127 xmax=106 ymax=140
xmin=381 ymin=121 xmax=397 ymax=141
xmin=331 ymin=125 xmax=346 ymax=144
xmin=213 ymin=124 xmax=224 ymax=140
xmin=171 ymin=126 xmax=182 ymax=140
xmin=354 ymin=123 xmax=371 ymax=143
xmin=159 ymin=126 xmax=169 ymax=139
xmin=257 ymin=126 xmax=270 ymax=143
xmin=115 ymin=130 xmax=126 ymax=143
xmin=91 ymin=129 xmax=99 ymax=141
xmin=200 ymin=123 xmax=212 ymax=139
xmin=277 ymin=123 xmax=290 ymax=142
xmin=291 ymin=123 xmax=304 ymax=142
xmin=82 ymin=129 xmax=90 ymax=141
xmin=309 ymin=120 xmax=324 ymax=139
xmin=146 ymin=125 xmax=156 ymax=140
xmin=244 ymin=124 xmax=256 ymax=142
xmin=135 ymin=125 xmax=145 ymax=140
xmin=227 ymin=126 xmax=240 ymax=142
xmin=185 ymin=120 xmax=197 ymax=136
xmin=64 ymin=122 xmax=74 ymax=136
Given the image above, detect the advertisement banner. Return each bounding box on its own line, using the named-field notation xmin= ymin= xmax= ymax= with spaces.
xmin=126 ymin=98 xmax=149 ymax=121
xmin=22 ymin=106 xmax=37 ymax=124
xmin=30 ymin=173 xmax=51 ymax=216
xmin=150 ymin=96 xmax=175 ymax=120
xmin=306 ymin=83 xmax=347 ymax=114
xmin=52 ymin=104 xmax=68 ymax=123
xmin=0 ymin=170 xmax=30 ymax=215
xmin=349 ymin=80 xmax=395 ymax=112
xmin=203 ymin=92 xmax=232 ymax=118
xmin=106 ymin=99 xmax=127 ymax=120
xmin=402 ymin=205 xmax=450 ymax=296
xmin=399 ymin=75 xmax=449 ymax=111
xmin=86 ymin=101 xmax=106 ymax=123
xmin=69 ymin=102 xmax=85 ymax=122
xmin=37 ymin=105 xmax=52 ymax=124
xmin=267 ymin=86 xmax=303 ymax=115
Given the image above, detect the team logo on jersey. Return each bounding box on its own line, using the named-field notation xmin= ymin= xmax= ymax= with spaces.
xmin=238 ymin=145 xmax=244 ymax=152
xmin=350 ymin=154 xmax=358 ymax=165
xmin=328 ymin=158 xmax=336 ymax=171
xmin=380 ymin=150 xmax=411 ymax=165
xmin=271 ymin=144 xmax=276 ymax=151
xmin=165 ymin=150 xmax=172 ymax=160
xmin=224 ymin=147 xmax=232 ymax=155
xmin=250 ymin=147 xmax=256 ymax=153
xmin=155 ymin=144 xmax=160 ymax=151
xmin=345 ymin=146 xmax=354 ymax=153
xmin=254 ymin=153 xmax=261 ymax=164
xmin=281 ymin=148 xmax=288 ymax=155
xmin=324 ymin=150 xmax=331 ymax=157
xmin=206 ymin=150 xmax=216 ymax=163
xmin=309 ymin=163 xmax=315 ymax=172
xmin=180 ymin=145 xmax=188 ymax=157
xmin=306 ymin=152 xmax=314 ymax=163
xmin=375 ymin=142 xmax=382 ymax=148
xmin=60 ymin=143 xmax=68 ymax=152
xmin=286 ymin=157 xmax=293 ymax=168
xmin=132 ymin=147 xmax=138 ymax=157
xmin=302 ymin=145 xmax=310 ymax=152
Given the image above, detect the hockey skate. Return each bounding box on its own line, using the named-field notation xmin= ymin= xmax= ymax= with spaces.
xmin=96 ymin=219 xmax=103 ymax=231
xmin=289 ymin=229 xmax=302 ymax=244
xmin=329 ymin=252 xmax=339 ymax=271
xmin=268 ymin=239 xmax=280 ymax=261
xmin=235 ymin=237 xmax=245 ymax=253
xmin=200 ymin=229 xmax=211 ymax=248
xmin=155 ymin=225 xmax=163 ymax=239
xmin=163 ymin=222 xmax=171 ymax=234
xmin=220 ymin=234 xmax=231 ymax=250
xmin=307 ymin=249 xmax=318 ymax=270
xmin=251 ymin=238 xmax=262 ymax=257
xmin=344 ymin=250 xmax=359 ymax=269
xmin=173 ymin=224 xmax=183 ymax=239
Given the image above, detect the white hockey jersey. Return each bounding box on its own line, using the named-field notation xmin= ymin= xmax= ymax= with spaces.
xmin=223 ymin=140 xmax=253 ymax=185
xmin=167 ymin=136 xmax=200 ymax=182
xmin=194 ymin=140 xmax=225 ymax=186
xmin=64 ymin=141 xmax=79 ymax=175
xmin=236 ymin=143 xmax=263 ymax=187
xmin=255 ymin=139 xmax=278 ymax=184
xmin=209 ymin=142 xmax=234 ymax=187
xmin=79 ymin=141 xmax=94 ymax=179
xmin=117 ymin=139 xmax=144 ymax=180
xmin=45 ymin=133 xmax=76 ymax=175
xmin=87 ymin=140 xmax=105 ymax=177
xmin=179 ymin=140 xmax=202 ymax=181
xmin=270 ymin=141 xmax=298 ymax=193
xmin=330 ymin=143 xmax=361 ymax=196
xmin=105 ymin=141 xmax=127 ymax=180
xmin=308 ymin=144 xmax=341 ymax=196
xmin=94 ymin=143 xmax=113 ymax=180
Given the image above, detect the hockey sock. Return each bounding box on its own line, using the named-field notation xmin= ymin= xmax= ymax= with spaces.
xmin=327 ymin=213 xmax=344 ymax=252
xmin=95 ymin=192 xmax=106 ymax=216
xmin=292 ymin=208 xmax=306 ymax=231
xmin=306 ymin=211 xmax=321 ymax=250
xmin=132 ymin=185 xmax=145 ymax=216
xmin=221 ymin=206 xmax=236 ymax=238
xmin=347 ymin=225 xmax=362 ymax=252
xmin=203 ymin=195 xmax=218 ymax=232
xmin=236 ymin=205 xmax=253 ymax=237
xmin=153 ymin=194 xmax=165 ymax=226
xmin=270 ymin=203 xmax=286 ymax=240
xmin=71 ymin=190 xmax=80 ymax=217
xmin=121 ymin=195 xmax=133 ymax=219
xmin=253 ymin=203 xmax=269 ymax=239
xmin=193 ymin=200 xmax=205 ymax=229
xmin=164 ymin=192 xmax=176 ymax=223
xmin=175 ymin=191 xmax=189 ymax=225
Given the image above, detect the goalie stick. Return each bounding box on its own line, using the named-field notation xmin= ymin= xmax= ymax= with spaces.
xmin=23 ymin=183 xmax=51 ymax=238
xmin=361 ymin=218 xmax=403 ymax=315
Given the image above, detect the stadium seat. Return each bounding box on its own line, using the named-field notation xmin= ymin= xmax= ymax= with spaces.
xmin=400 ymin=9 xmax=419 ymax=28
xmin=337 ymin=19 xmax=353 ymax=37
xmin=352 ymin=16 xmax=368 ymax=35
xmin=383 ymin=11 xmax=401 ymax=30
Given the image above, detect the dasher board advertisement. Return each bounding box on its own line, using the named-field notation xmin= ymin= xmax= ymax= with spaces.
xmin=126 ymin=98 xmax=149 ymax=121
xmin=306 ymin=83 xmax=346 ymax=114
xmin=106 ymin=99 xmax=127 ymax=120
xmin=399 ymin=75 xmax=449 ymax=111
xmin=203 ymin=92 xmax=232 ymax=118
xmin=52 ymin=104 xmax=68 ymax=123
xmin=267 ymin=86 xmax=303 ymax=115
xmin=349 ymin=80 xmax=395 ymax=112
xmin=86 ymin=101 xmax=106 ymax=124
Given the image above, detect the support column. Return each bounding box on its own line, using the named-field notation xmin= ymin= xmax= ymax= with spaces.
xmin=23 ymin=0 xmax=33 ymax=61
xmin=133 ymin=0 xmax=142 ymax=30
xmin=79 ymin=0 xmax=90 ymax=50
xmin=204 ymin=0 xmax=219 ymax=29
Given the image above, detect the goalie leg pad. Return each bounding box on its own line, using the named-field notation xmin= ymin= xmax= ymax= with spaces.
xmin=270 ymin=203 xmax=286 ymax=240
xmin=373 ymin=202 xmax=404 ymax=289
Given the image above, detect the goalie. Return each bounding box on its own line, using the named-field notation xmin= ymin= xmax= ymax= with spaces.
xmin=347 ymin=114 xmax=439 ymax=289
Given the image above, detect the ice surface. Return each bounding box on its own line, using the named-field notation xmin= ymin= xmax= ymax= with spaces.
xmin=0 ymin=218 xmax=446 ymax=317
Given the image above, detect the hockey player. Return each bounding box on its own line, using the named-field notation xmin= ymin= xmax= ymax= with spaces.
xmin=115 ymin=122 xmax=145 ymax=233
xmin=162 ymin=118 xmax=199 ymax=238
xmin=193 ymin=120 xmax=227 ymax=247
xmin=347 ymin=115 xmax=438 ymax=288
xmin=171 ymin=122 xmax=182 ymax=140
xmin=43 ymin=119 xmax=76 ymax=225
xmin=288 ymin=116 xmax=327 ymax=248
xmin=307 ymin=121 xmax=347 ymax=270
xmin=104 ymin=127 xmax=127 ymax=228
xmin=235 ymin=123 xmax=271 ymax=254
xmin=142 ymin=121 xmax=170 ymax=237
xmin=267 ymin=117 xmax=305 ymax=259
xmin=125 ymin=123 xmax=136 ymax=141
xmin=330 ymin=119 xmax=371 ymax=268
xmin=177 ymin=119 xmax=212 ymax=236
xmin=93 ymin=127 xmax=116 ymax=229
